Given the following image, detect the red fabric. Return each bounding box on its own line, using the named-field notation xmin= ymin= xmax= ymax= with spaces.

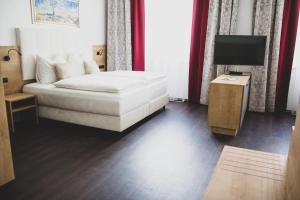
xmin=275 ymin=0 xmax=300 ymax=112
xmin=188 ymin=0 xmax=209 ymax=103
xmin=130 ymin=0 xmax=145 ymax=71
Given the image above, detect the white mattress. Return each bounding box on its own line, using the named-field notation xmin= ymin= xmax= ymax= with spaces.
xmin=23 ymin=78 xmax=167 ymax=116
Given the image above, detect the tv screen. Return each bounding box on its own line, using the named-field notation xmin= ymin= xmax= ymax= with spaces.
xmin=214 ymin=35 xmax=267 ymax=65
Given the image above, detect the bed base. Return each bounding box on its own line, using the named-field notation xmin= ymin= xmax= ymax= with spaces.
xmin=38 ymin=94 xmax=169 ymax=132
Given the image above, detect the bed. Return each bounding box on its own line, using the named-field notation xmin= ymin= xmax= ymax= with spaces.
xmin=17 ymin=27 xmax=168 ymax=132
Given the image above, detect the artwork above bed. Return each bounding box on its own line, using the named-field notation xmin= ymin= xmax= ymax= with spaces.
xmin=31 ymin=0 xmax=80 ymax=27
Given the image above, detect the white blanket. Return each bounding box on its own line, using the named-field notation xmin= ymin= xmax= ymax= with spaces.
xmin=54 ymin=74 xmax=146 ymax=93
xmin=54 ymin=71 xmax=166 ymax=93
xmin=105 ymin=71 xmax=165 ymax=81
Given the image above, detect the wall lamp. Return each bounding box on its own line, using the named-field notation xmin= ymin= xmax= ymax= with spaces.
xmin=96 ymin=49 xmax=104 ymax=56
xmin=3 ymin=48 xmax=22 ymax=62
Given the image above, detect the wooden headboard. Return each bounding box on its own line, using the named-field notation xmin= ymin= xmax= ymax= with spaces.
xmin=0 ymin=46 xmax=24 ymax=95
xmin=286 ymin=98 xmax=300 ymax=200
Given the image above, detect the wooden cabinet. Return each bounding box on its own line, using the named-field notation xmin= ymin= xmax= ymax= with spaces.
xmin=0 ymin=74 xmax=15 ymax=186
xmin=208 ymin=75 xmax=250 ymax=136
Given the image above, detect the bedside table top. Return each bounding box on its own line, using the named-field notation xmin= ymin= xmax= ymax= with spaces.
xmin=5 ymin=93 xmax=35 ymax=102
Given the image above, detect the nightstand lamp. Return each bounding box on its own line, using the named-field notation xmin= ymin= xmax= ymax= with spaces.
xmin=96 ymin=48 xmax=104 ymax=56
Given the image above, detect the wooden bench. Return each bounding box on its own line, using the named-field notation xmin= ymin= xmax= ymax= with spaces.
xmin=203 ymin=102 xmax=300 ymax=200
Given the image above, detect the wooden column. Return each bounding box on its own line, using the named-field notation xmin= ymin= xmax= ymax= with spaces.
xmin=286 ymin=97 xmax=300 ymax=200
xmin=0 ymin=66 xmax=15 ymax=186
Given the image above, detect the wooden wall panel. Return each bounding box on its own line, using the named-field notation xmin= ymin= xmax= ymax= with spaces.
xmin=286 ymin=98 xmax=300 ymax=200
xmin=0 ymin=46 xmax=23 ymax=95
xmin=0 ymin=73 xmax=15 ymax=186
xmin=92 ymin=45 xmax=107 ymax=71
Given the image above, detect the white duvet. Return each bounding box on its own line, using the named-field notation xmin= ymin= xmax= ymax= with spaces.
xmin=53 ymin=71 xmax=165 ymax=93
xmin=104 ymin=71 xmax=165 ymax=81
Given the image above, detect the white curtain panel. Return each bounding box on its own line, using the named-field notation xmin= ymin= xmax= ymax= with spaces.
xmin=200 ymin=0 xmax=240 ymax=105
xmin=107 ymin=0 xmax=132 ymax=71
xmin=249 ymin=0 xmax=284 ymax=112
xmin=145 ymin=0 xmax=193 ymax=99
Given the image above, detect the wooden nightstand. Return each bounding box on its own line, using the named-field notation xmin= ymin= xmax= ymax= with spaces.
xmin=5 ymin=93 xmax=38 ymax=132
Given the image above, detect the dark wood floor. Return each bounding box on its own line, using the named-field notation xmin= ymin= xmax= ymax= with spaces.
xmin=0 ymin=103 xmax=295 ymax=200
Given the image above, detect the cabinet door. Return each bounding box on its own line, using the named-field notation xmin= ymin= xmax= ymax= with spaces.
xmin=208 ymin=84 xmax=243 ymax=130
xmin=0 ymin=74 xmax=15 ymax=186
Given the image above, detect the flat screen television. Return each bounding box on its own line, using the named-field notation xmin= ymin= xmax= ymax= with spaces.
xmin=214 ymin=35 xmax=267 ymax=65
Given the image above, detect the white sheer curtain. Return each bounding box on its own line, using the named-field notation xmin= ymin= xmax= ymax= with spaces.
xmin=145 ymin=0 xmax=193 ymax=100
xmin=287 ymin=18 xmax=300 ymax=112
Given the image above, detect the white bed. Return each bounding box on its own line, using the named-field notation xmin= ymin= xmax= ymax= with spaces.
xmin=17 ymin=27 xmax=169 ymax=132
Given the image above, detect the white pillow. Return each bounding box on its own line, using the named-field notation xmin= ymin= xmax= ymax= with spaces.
xmin=55 ymin=61 xmax=85 ymax=80
xmin=84 ymin=60 xmax=100 ymax=74
xmin=36 ymin=56 xmax=58 ymax=84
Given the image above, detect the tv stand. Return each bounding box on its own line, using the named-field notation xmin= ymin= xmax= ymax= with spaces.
xmin=208 ymin=74 xmax=250 ymax=136
xmin=228 ymin=71 xmax=243 ymax=76
xmin=225 ymin=70 xmax=251 ymax=76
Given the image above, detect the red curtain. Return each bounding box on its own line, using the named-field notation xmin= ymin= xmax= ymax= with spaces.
xmin=131 ymin=0 xmax=145 ymax=71
xmin=188 ymin=0 xmax=209 ymax=103
xmin=275 ymin=0 xmax=300 ymax=112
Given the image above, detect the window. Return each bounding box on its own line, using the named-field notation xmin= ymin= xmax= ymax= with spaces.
xmin=145 ymin=0 xmax=193 ymax=99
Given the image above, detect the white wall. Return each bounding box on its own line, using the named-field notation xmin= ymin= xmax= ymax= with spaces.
xmin=236 ymin=0 xmax=254 ymax=35
xmin=287 ymin=18 xmax=300 ymax=111
xmin=230 ymin=0 xmax=254 ymax=73
xmin=145 ymin=0 xmax=193 ymax=99
xmin=145 ymin=0 xmax=253 ymax=99
xmin=0 ymin=0 xmax=106 ymax=46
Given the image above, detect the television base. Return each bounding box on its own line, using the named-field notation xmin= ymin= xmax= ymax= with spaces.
xmin=228 ymin=71 xmax=243 ymax=76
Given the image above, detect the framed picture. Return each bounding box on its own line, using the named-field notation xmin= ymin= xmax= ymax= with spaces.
xmin=31 ymin=0 xmax=80 ymax=27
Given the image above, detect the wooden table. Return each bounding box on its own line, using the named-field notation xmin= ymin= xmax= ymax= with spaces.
xmin=5 ymin=93 xmax=38 ymax=133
